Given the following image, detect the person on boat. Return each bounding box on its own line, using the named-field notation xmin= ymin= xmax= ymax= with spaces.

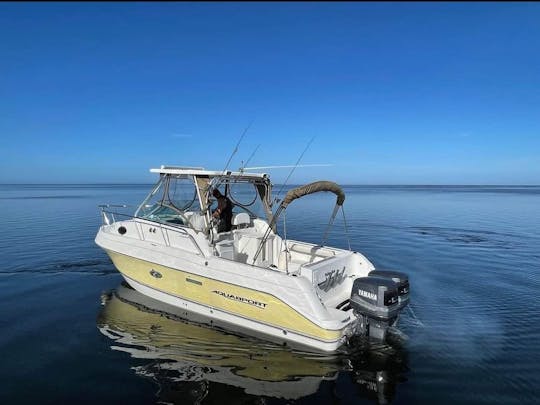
xmin=211 ymin=188 xmax=233 ymax=233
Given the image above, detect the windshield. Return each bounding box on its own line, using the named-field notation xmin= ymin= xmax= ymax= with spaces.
xmin=135 ymin=175 xmax=201 ymax=225
xmin=135 ymin=174 xmax=272 ymax=227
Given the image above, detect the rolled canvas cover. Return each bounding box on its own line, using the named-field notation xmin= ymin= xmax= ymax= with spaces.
xmin=280 ymin=181 xmax=345 ymax=209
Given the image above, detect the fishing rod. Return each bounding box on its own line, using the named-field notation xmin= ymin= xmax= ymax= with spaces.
xmin=221 ymin=120 xmax=253 ymax=176
xmin=207 ymin=120 xmax=254 ymax=193
xmin=204 ymin=121 xmax=253 ymax=236
xmin=274 ymin=136 xmax=315 ymax=202
xmin=252 ymin=136 xmax=317 ymax=265
xmin=239 ymin=143 xmax=260 ymax=173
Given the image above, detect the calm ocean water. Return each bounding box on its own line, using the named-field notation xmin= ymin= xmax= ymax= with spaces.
xmin=1 ymin=184 xmax=539 ymax=404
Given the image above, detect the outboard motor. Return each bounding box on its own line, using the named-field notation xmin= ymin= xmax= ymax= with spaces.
xmin=368 ymin=270 xmax=410 ymax=311
xmin=350 ymin=277 xmax=400 ymax=341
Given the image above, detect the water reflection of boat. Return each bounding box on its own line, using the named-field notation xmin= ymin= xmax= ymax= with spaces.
xmin=97 ymin=283 xmax=407 ymax=403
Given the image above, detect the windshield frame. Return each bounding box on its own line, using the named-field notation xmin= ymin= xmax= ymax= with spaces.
xmin=135 ymin=173 xmax=274 ymax=226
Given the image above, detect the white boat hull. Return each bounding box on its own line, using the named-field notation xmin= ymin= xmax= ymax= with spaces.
xmin=95 ymin=222 xmax=376 ymax=352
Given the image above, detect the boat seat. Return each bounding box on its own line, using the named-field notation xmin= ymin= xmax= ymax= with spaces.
xmin=232 ymin=212 xmax=251 ymax=229
xmin=184 ymin=211 xmax=206 ymax=232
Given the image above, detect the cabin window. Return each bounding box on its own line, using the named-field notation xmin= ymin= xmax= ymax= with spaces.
xmin=227 ymin=181 xmax=267 ymax=219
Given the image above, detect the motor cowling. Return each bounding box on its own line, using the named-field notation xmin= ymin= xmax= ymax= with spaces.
xmin=350 ymin=276 xmax=401 ymax=341
xmin=368 ymin=270 xmax=410 ymax=311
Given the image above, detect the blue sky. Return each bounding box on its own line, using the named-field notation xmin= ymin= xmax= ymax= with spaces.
xmin=1 ymin=2 xmax=539 ymax=184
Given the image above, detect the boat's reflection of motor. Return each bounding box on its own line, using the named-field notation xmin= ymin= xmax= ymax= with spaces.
xmin=347 ymin=335 xmax=408 ymax=405
xmin=97 ymin=283 xmax=407 ymax=403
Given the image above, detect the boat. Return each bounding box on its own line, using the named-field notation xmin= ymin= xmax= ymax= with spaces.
xmin=95 ymin=165 xmax=411 ymax=352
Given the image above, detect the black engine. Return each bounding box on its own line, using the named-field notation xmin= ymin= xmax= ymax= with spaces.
xmin=368 ymin=270 xmax=410 ymax=311
xmin=350 ymin=270 xmax=410 ymax=341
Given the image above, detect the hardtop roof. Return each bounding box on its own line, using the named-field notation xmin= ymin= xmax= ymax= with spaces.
xmin=150 ymin=165 xmax=269 ymax=180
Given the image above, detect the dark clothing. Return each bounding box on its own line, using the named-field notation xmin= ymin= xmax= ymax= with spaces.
xmin=215 ymin=196 xmax=233 ymax=233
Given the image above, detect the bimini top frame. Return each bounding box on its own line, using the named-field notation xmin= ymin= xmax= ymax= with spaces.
xmin=252 ymin=180 xmax=348 ymax=264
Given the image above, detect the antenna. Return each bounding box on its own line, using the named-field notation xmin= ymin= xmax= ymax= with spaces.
xmin=275 ymin=136 xmax=315 ymax=200
xmin=243 ymin=163 xmax=332 ymax=171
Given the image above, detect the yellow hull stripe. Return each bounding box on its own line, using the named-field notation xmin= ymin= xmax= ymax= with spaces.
xmin=106 ymin=250 xmax=343 ymax=342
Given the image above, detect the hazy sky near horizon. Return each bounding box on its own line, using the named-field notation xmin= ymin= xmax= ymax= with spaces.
xmin=1 ymin=2 xmax=539 ymax=185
